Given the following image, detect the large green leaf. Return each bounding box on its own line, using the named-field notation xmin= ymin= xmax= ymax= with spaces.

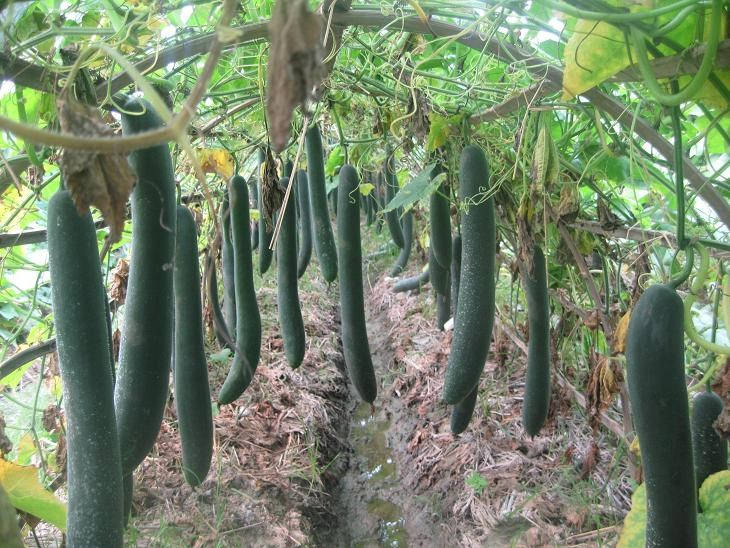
xmin=0 ymin=459 xmax=66 ymax=532
xmin=383 ymin=164 xmax=440 ymax=213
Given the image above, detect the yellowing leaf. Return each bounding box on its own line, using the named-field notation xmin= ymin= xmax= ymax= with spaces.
xmin=0 ymin=459 xmax=66 ymax=531
xmin=359 ymin=183 xmax=374 ymax=196
xmin=426 ymin=112 xmax=464 ymax=152
xmin=197 ymin=148 xmax=234 ymax=179
xmin=563 ymin=20 xmax=632 ymax=99
xmin=613 ymin=308 xmax=631 ymax=353
xmin=14 ymin=434 xmax=35 ymax=466
xmin=617 ymin=483 xmax=646 ymax=547
xmin=681 ymin=69 xmax=730 ymax=109
xmin=618 ymin=471 xmax=730 ymax=547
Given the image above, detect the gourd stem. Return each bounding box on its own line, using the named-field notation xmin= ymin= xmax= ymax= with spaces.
xmin=629 ymin=0 xmax=722 ymax=107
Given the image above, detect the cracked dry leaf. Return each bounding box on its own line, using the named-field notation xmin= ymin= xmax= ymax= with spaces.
xmin=58 ymin=99 xmax=136 ymax=242
xmin=266 ymin=0 xmax=326 ymax=152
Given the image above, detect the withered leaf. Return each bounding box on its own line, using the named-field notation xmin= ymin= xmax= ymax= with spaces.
xmin=109 ymin=258 xmax=130 ymax=305
xmin=403 ymin=88 xmax=431 ymax=151
xmin=585 ymin=352 xmax=623 ymax=431
xmin=266 ymin=0 xmax=326 ymax=152
xmin=713 ymin=403 xmax=730 ymax=440
xmin=58 ymin=99 xmax=137 ymax=242
xmin=612 ymin=308 xmax=631 ymax=353
xmin=555 ymin=182 xmax=580 ymax=222
xmin=260 ymin=147 xmax=283 ymax=233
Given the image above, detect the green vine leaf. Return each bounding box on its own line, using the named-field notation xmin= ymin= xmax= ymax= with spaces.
xmin=359 ymin=182 xmax=374 ymax=196
xmin=426 ymin=113 xmax=463 ymax=152
xmin=325 ymin=145 xmax=344 ymax=177
xmin=382 ymin=163 xmax=439 ymax=212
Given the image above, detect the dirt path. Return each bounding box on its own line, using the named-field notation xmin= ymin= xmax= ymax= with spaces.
xmin=315 ymin=278 xmax=449 ymax=547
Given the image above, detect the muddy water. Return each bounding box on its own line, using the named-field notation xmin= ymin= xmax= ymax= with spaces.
xmin=350 ymin=402 xmax=408 ymax=547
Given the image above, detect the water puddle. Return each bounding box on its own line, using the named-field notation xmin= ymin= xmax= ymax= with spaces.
xmin=349 ymin=401 xmax=409 ymax=547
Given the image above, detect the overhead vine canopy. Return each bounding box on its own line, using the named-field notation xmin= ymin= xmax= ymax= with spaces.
xmin=0 ymin=0 xmax=727 ymax=240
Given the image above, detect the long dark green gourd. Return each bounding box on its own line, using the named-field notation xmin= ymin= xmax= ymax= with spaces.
xmin=115 ymin=96 xmax=176 ymax=476
xmin=329 ymin=185 xmax=338 ymax=217
xmin=521 ymin=246 xmax=551 ymax=436
xmin=306 ymin=123 xmax=338 ymax=282
xmin=384 ymin=149 xmax=405 ymax=248
xmin=250 ymin=149 xmax=263 ymax=251
xmin=173 ymin=206 xmax=213 ymax=487
xmin=374 ymin=172 xmax=384 ymax=234
xmin=450 ymin=386 xmax=478 ymax=435
xmin=365 ymin=187 xmax=374 ymax=225
xmin=207 ymin=252 xmax=232 ymax=347
xmin=436 ymin=282 xmax=451 ymax=331
xmin=277 ymin=177 xmax=306 ymax=367
xmin=691 ymin=391 xmax=727 ymax=494
xmin=122 ymin=473 xmax=132 ymax=527
xmin=393 ymin=268 xmax=430 ymax=293
xmin=218 ymin=175 xmax=262 ymax=404
xmin=221 ymin=192 xmax=236 ymax=338
xmin=296 ymin=170 xmax=313 ymax=278
xmin=337 ymin=165 xmax=377 ymax=403
xmin=626 ymin=284 xmax=697 ymax=547
xmin=430 ymin=168 xmax=452 ymax=270
xmin=443 ymin=145 xmax=496 ymax=405
xmin=48 ymin=190 xmax=123 ymax=547
xmin=449 ymin=268 xmax=474 ymax=434
xmin=389 ymin=210 xmax=413 ymax=276
xmin=451 ymin=234 xmax=462 ymax=313
xmin=430 ymin=245 xmax=450 ymax=297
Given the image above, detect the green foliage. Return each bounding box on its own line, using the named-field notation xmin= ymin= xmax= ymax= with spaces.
xmin=618 ymin=471 xmax=730 ymax=547
xmin=465 ymin=471 xmax=487 ymax=496
xmin=325 ymin=145 xmax=345 ymax=177
xmin=0 ymin=459 xmax=67 ymax=532
xmin=427 ymin=113 xmax=465 ymax=152
xmin=382 ymin=164 xmax=440 ymax=213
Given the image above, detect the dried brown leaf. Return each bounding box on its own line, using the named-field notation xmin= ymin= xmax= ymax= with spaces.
xmin=42 ymin=405 xmax=62 ymax=433
xmin=109 ymin=258 xmax=129 ymax=305
xmin=583 ymin=310 xmax=600 ymax=330
xmin=266 ymin=0 xmax=326 ymax=152
xmin=555 ymin=182 xmax=580 ymax=222
xmin=580 ymin=441 xmax=600 ymax=478
xmin=57 ymin=99 xmax=136 ymax=242
xmin=260 ymin=147 xmax=283 ymax=232
xmin=613 ymin=308 xmax=631 ymax=353
xmin=714 ymin=398 xmax=730 ymax=440
xmin=585 ymin=353 xmax=623 ymax=430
